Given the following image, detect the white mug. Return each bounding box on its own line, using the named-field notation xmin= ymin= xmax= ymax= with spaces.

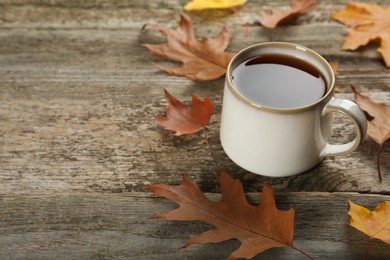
xmin=220 ymin=42 xmax=367 ymax=177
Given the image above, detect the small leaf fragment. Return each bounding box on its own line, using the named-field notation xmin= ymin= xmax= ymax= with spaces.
xmin=259 ymin=0 xmax=319 ymax=29
xmin=352 ymin=87 xmax=390 ymax=145
xmin=352 ymin=86 xmax=390 ymax=181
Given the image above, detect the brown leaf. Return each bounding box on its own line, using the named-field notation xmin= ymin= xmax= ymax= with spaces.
xmin=331 ymin=3 xmax=390 ymax=67
xmin=155 ymin=89 xmax=214 ymax=136
xmin=352 ymin=87 xmax=390 ymax=144
xmin=329 ymin=62 xmax=343 ymax=93
xmin=330 ymin=61 xmax=339 ymax=75
xmin=142 ymin=13 xmax=235 ymax=81
xmin=352 ymin=86 xmax=390 ymax=181
xmin=145 ymin=170 xmax=296 ymax=259
xmin=259 ymin=0 xmax=318 ymax=29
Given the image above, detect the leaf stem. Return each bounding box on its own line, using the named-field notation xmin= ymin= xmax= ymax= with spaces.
xmin=363 ymin=238 xmax=372 ymax=260
xmin=376 ymin=143 xmax=384 ymax=182
xmin=229 ymin=6 xmax=250 ymax=35
xmin=291 ymin=245 xmax=314 ymax=260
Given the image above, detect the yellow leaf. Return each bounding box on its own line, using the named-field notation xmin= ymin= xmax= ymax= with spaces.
xmin=348 ymin=199 xmax=390 ymax=244
xmin=184 ymin=0 xmax=246 ymax=10
xmin=331 ymin=2 xmax=390 ymax=67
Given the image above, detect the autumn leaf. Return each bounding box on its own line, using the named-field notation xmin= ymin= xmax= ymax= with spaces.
xmin=352 ymin=86 xmax=390 ymax=181
xmin=142 ymin=13 xmax=235 ymax=81
xmin=330 ymin=61 xmax=339 ymax=75
xmin=259 ymin=0 xmax=319 ymax=29
xmin=184 ymin=0 xmax=250 ymax=35
xmin=145 ymin=170 xmax=312 ymax=260
xmin=348 ymin=199 xmax=390 ymax=258
xmin=184 ymin=0 xmax=246 ymax=10
xmin=331 ymin=3 xmax=390 ymax=67
xmin=329 ymin=62 xmax=343 ymax=93
xmin=155 ymin=89 xmax=214 ymax=136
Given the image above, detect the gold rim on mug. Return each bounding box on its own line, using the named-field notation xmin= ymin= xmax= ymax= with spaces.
xmin=226 ymin=42 xmax=336 ymax=114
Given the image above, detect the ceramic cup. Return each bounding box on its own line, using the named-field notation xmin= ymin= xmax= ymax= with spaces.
xmin=220 ymin=42 xmax=367 ymax=177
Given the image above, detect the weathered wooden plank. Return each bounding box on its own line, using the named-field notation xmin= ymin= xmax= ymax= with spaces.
xmin=0 ymin=1 xmax=390 ymax=259
xmin=1 ymin=192 xmax=390 ymax=259
xmin=0 ymin=0 xmax=389 ymax=195
xmin=1 ymin=83 xmax=389 ymax=195
xmin=0 ymin=21 xmax=389 ymax=93
xmin=0 ymin=0 xmax=388 ymax=29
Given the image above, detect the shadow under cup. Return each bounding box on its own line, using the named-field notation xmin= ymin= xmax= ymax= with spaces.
xmin=220 ymin=42 xmax=367 ymax=177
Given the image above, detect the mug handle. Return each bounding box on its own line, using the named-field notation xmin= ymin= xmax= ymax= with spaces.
xmin=321 ymin=98 xmax=367 ymax=156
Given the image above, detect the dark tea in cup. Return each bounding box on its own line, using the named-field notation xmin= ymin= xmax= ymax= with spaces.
xmin=231 ymin=54 xmax=327 ymax=109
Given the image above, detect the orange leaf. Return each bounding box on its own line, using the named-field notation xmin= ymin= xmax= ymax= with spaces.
xmin=145 ymin=170 xmax=297 ymax=259
xmin=142 ymin=13 xmax=235 ymax=81
xmin=331 ymin=3 xmax=390 ymax=67
xmin=352 ymin=86 xmax=390 ymax=180
xmin=330 ymin=61 xmax=339 ymax=75
xmin=348 ymin=199 xmax=390 ymax=246
xmin=259 ymin=0 xmax=318 ymax=29
xmin=155 ymin=89 xmax=214 ymax=136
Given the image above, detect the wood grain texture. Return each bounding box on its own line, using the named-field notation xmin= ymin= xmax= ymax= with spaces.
xmin=0 ymin=0 xmax=389 ymax=195
xmin=1 ymin=192 xmax=390 ymax=259
xmin=0 ymin=0 xmax=390 ymax=258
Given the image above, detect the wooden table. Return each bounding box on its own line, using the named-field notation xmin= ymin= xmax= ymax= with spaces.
xmin=1 ymin=0 xmax=389 ymax=259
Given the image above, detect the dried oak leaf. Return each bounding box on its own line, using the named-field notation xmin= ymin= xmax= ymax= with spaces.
xmin=145 ymin=170 xmax=296 ymax=260
xmin=352 ymin=86 xmax=390 ymax=181
xmin=259 ymin=0 xmax=318 ymax=29
xmin=142 ymin=13 xmax=235 ymax=81
xmin=184 ymin=0 xmax=246 ymax=10
xmin=348 ymin=199 xmax=390 ymax=256
xmin=331 ymin=3 xmax=390 ymax=67
xmin=155 ymin=89 xmax=214 ymax=136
